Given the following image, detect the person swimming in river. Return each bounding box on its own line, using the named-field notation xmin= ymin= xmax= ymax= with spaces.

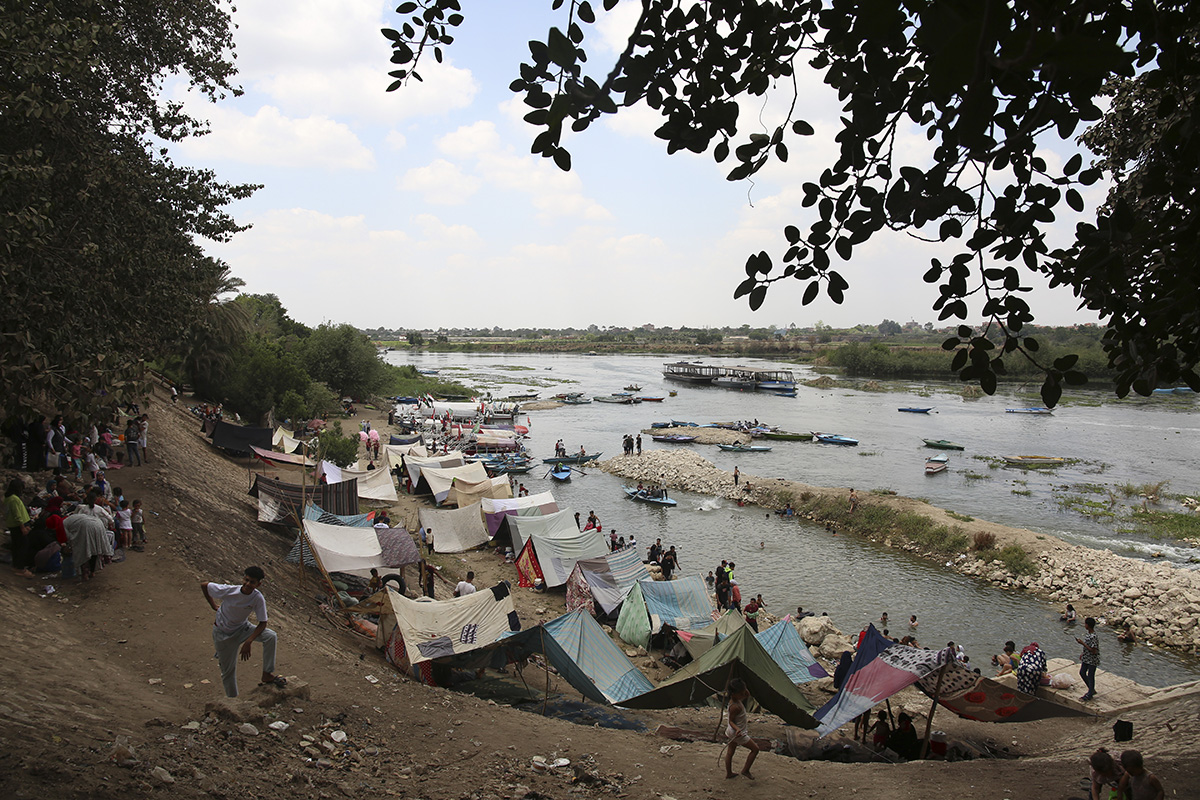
xmin=1061 ymin=604 xmax=1077 ymax=622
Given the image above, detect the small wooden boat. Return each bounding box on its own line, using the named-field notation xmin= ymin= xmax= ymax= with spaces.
xmin=761 ymin=430 xmax=812 ymax=441
xmin=594 ymin=395 xmax=636 ymax=404
xmin=1001 ymin=455 xmax=1065 ymax=467
xmin=505 ymin=393 xmax=538 ymax=401
xmin=638 ymin=396 xmax=666 ymax=402
xmin=540 ymin=453 xmax=601 ymax=464
xmin=624 ymin=384 xmax=643 ymax=392
xmin=926 ymin=453 xmax=949 ymax=463
xmin=925 ymin=459 xmax=948 ymax=475
xmin=671 ymin=420 xmax=698 ymax=427
xmin=652 ymin=434 xmax=697 ymax=443
xmin=812 ymin=432 xmax=859 ymax=446
xmin=1006 ymin=407 xmax=1053 ymax=414
xmin=624 ymin=487 xmax=677 ymax=507
xmin=651 ymin=421 xmax=673 ymax=428
xmin=898 ymin=407 xmax=933 ymax=413
xmin=769 ymin=389 xmax=798 ymax=397
xmin=717 ymin=443 xmax=772 ymax=452
xmin=561 ymin=396 xmax=592 ymax=405
xmin=923 ymin=439 xmax=964 ymax=450
xmin=668 ymin=390 xmax=678 ymax=397
xmin=549 ymin=466 xmax=572 ymax=481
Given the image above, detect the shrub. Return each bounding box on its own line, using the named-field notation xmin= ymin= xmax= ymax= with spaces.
xmin=972 ymin=531 xmax=997 ymax=551
xmin=996 ymin=545 xmax=1039 ymax=576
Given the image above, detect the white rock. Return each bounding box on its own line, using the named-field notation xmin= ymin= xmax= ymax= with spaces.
xmin=238 ymin=723 xmax=259 ymax=736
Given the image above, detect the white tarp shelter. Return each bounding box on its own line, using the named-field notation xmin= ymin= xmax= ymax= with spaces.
xmin=419 ymin=502 xmax=490 ymax=553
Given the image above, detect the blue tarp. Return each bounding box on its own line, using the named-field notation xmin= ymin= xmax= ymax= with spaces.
xmin=755 ymin=620 xmax=829 ymax=684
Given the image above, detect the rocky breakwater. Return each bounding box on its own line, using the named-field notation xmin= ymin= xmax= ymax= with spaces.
xmin=597 ymin=450 xmax=776 ymax=504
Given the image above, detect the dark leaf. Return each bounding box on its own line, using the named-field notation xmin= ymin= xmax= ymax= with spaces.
xmin=802 ymin=281 xmax=819 ymax=305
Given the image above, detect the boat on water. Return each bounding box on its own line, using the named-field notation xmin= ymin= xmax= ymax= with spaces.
xmin=417 ymin=368 xmax=439 ymax=375
xmin=1006 ymin=407 xmax=1053 ymax=414
xmin=504 ymin=393 xmax=538 ymax=401
xmin=650 ymin=421 xmax=673 ymax=428
xmin=668 ymin=390 xmax=678 ymax=397
xmin=1001 ymin=455 xmax=1066 ymax=467
xmin=1152 ymin=387 xmax=1196 ymax=395
xmin=761 ymin=430 xmax=813 ymax=441
xmin=541 ymin=453 xmax=601 ymax=464
xmin=925 ymin=459 xmax=948 ymax=475
xmin=769 ymin=389 xmax=798 ymax=397
xmin=714 ymin=375 xmax=756 ymax=389
xmin=561 ymin=396 xmax=592 ymax=405
xmin=923 ymin=439 xmax=964 ymax=450
xmin=652 ymin=434 xmax=697 ymax=443
xmin=624 ymin=384 xmax=643 ymax=392
xmin=670 ymin=420 xmax=699 ymax=427
xmin=926 ymin=453 xmax=949 ymax=463
xmin=662 ymin=361 xmax=719 ymax=384
xmin=594 ymin=395 xmax=638 ymax=404
xmin=898 ymin=407 xmax=933 ymax=413
xmin=549 ymin=466 xmax=573 ymax=481
xmin=716 ymin=443 xmax=772 ymax=452
xmin=624 ymin=487 xmax=677 ymax=507
xmin=638 ymin=396 xmax=666 ymax=402
xmin=812 ymin=432 xmax=859 ymax=446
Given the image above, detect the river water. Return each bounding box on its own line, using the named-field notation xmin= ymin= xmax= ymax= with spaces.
xmin=385 ymin=350 xmax=1200 ymax=686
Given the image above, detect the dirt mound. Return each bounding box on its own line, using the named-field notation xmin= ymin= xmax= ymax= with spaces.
xmin=2 ymin=387 xmax=1197 ymax=799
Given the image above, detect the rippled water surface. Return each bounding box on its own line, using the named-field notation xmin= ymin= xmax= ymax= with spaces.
xmin=387 ymin=350 xmax=1200 ymax=686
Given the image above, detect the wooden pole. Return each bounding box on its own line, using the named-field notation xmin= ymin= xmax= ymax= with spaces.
xmin=920 ymin=661 xmax=949 ymax=759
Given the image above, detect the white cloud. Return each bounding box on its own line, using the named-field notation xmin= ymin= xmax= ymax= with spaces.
xmin=399 ymin=159 xmax=481 ymax=205
xmin=385 ymin=130 xmax=407 ymax=150
xmin=179 ymin=105 xmax=375 ymax=169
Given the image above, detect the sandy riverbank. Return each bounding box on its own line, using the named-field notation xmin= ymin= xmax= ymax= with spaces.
xmin=595 ymin=445 xmax=1200 ymax=653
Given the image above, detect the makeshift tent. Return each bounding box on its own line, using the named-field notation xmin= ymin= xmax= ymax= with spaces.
xmin=616 ymin=576 xmax=714 ymax=649
xmin=389 ymin=433 xmax=422 ymax=445
xmin=404 ymin=453 xmax=466 ymax=490
xmin=566 ymin=548 xmax=652 ymax=615
xmin=815 ymin=626 xmax=951 ymax=737
xmin=756 ymin=621 xmax=829 ymax=684
xmin=914 ymin=658 xmax=1092 ymax=723
xmin=272 ymin=427 xmax=293 ymax=446
xmin=384 ymin=442 xmax=428 ymax=471
xmin=380 ymin=583 xmax=520 ymax=669
xmin=510 ymin=509 xmax=608 ymax=588
xmin=505 ymin=507 xmax=581 ymax=554
xmin=248 ymin=473 xmax=359 ymax=524
xmin=493 ymin=610 xmax=656 ymax=704
xmin=419 ymin=502 xmax=490 ymax=553
xmin=211 ymin=420 xmax=273 ymax=455
xmin=620 ymin=625 xmax=819 ymax=729
xmin=279 ymin=432 xmax=305 ymax=454
xmin=297 ymin=518 xmax=387 ymax=578
xmin=289 ymin=504 xmax=374 ymax=567
xmin=416 ymin=462 xmax=490 ymax=504
xmin=676 ymin=610 xmax=747 ymax=660
xmin=319 ymin=461 xmax=398 ymax=503
xmin=480 ymin=492 xmax=558 ymax=539
xmin=448 ymin=475 xmax=512 ymax=508
xmin=250 ymin=445 xmax=314 ymax=470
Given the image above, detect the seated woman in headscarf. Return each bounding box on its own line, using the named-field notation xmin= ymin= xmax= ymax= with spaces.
xmin=1016 ymin=642 xmax=1047 ymax=695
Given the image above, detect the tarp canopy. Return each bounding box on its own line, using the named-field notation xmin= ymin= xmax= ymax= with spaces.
xmin=320 ymin=461 xmax=398 ymax=503
xmin=384 ymin=442 xmax=428 ymax=471
xmin=299 ymin=518 xmax=386 ymax=577
xmin=448 ymin=475 xmax=512 ymax=508
xmin=677 ymin=610 xmax=748 ymax=660
xmin=384 ymin=583 xmax=520 ymax=664
xmin=389 ymin=433 xmax=422 ymax=445
xmin=568 ymin=548 xmax=652 ymax=615
xmin=510 ymin=509 xmax=608 ymax=588
xmin=815 ymin=626 xmax=951 ymax=737
xmin=620 ymin=625 xmax=819 ymax=729
xmin=404 ymin=452 xmax=466 ymax=488
xmin=279 ymin=433 xmax=305 ymax=454
xmin=496 ymin=610 xmax=655 ymax=705
xmin=248 ymin=474 xmax=359 ymax=524
xmin=419 ymin=502 xmax=490 ymax=553
xmin=505 ymin=507 xmax=581 ymax=554
xmin=915 ymin=658 xmax=1092 ymax=723
xmin=211 ymin=420 xmax=273 ymax=455
xmin=480 ymin=492 xmax=558 ymax=538
xmin=250 ymin=445 xmax=314 ymax=469
xmin=288 ymin=504 xmax=374 ymax=567
xmin=427 ymin=401 xmax=485 ymax=420
xmin=272 ymin=427 xmax=293 ymax=446
xmin=616 ymin=576 xmax=713 ymax=649
xmin=756 ymin=621 xmax=829 ymax=684
xmin=417 ymin=462 xmax=490 ymax=504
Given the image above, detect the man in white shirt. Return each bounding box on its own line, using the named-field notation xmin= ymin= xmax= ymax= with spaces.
xmin=201 ymin=566 xmax=282 ymax=697
xmin=455 ymin=571 xmax=477 ymax=597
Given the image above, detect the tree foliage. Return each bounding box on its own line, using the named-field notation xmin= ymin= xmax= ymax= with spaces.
xmin=1 ymin=0 xmax=257 ymax=418
xmin=383 ymin=0 xmax=1200 ymax=403
xmin=302 ymin=324 xmax=393 ymax=399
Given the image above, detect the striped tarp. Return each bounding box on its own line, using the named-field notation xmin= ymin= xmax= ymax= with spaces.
xmin=756 ymin=620 xmax=829 ymax=684
xmin=571 ymin=547 xmax=652 ymax=615
xmin=248 ymin=473 xmax=359 ymax=524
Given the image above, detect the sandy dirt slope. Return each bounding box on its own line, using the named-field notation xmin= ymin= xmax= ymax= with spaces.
xmin=1 ymin=388 xmax=1197 ymax=799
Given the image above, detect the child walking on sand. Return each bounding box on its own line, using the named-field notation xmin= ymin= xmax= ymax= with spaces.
xmin=723 ymin=678 xmax=760 ymax=779
xmin=131 ymin=499 xmax=146 ymax=550
xmin=116 ymin=500 xmax=133 ymax=551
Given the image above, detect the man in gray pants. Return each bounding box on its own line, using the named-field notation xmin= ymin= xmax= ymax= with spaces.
xmin=201 ymin=566 xmax=283 ymax=697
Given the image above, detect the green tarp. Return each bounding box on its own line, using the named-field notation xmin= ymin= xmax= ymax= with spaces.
xmin=619 ymin=625 xmax=820 ymax=729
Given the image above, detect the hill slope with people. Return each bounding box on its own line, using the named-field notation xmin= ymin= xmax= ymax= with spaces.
xmin=1 ymin=387 xmax=1197 ymax=800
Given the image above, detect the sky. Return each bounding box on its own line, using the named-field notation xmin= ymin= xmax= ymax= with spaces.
xmin=170 ymin=1 xmax=1105 ymax=332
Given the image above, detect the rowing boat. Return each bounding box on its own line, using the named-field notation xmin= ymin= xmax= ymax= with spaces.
xmin=812 ymin=432 xmax=859 ymax=446
xmin=652 ymin=434 xmax=697 ymax=443
xmin=898 ymin=407 xmax=933 ymax=413
xmin=1001 ymin=455 xmax=1065 ymax=467
xmin=761 ymin=430 xmax=813 ymax=441
xmin=1006 ymin=407 xmax=1053 ymax=414
xmin=540 ymin=453 xmax=601 ymax=464
xmin=716 ymin=443 xmax=772 ymax=452
xmin=624 ymin=488 xmax=677 ymax=507
xmin=925 ymin=460 xmax=948 ymax=475
xmin=922 ymin=439 xmax=964 ymax=450
xmin=549 ymin=466 xmax=572 ymax=481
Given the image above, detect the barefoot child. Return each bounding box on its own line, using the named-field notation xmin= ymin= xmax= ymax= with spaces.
xmin=869 ymin=710 xmax=891 ymax=750
xmin=116 ymin=499 xmax=134 ymax=551
xmin=723 ymin=678 xmax=760 ymax=779
xmin=131 ymin=499 xmax=146 ymax=550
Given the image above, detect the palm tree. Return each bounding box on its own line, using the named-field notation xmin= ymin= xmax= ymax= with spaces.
xmin=182 ymin=263 xmax=251 ymax=391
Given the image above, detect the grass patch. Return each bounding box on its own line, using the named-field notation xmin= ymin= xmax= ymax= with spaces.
xmin=858 ymin=450 xmax=881 ymax=456
xmin=976 ymin=544 xmax=1040 ymax=576
xmin=972 ymin=530 xmax=996 ymax=550
xmin=947 ymin=511 xmax=974 ymax=522
xmin=871 ymin=488 xmax=897 ymax=496
xmin=1055 ymin=494 xmax=1116 ymax=518
xmin=1012 ymin=488 xmax=1032 ymax=496
xmin=1131 ymin=510 xmax=1200 ymax=541
xmin=963 ymin=472 xmax=991 ymax=482
xmin=490 ymin=364 xmax=536 ymax=371
xmin=794 ymin=494 xmax=968 ymax=554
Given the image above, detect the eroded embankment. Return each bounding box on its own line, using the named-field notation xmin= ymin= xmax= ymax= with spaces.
xmin=597 ymin=448 xmax=1200 ymax=653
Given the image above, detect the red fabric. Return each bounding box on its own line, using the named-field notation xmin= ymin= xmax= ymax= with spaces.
xmin=515 ymin=540 xmax=544 ymax=588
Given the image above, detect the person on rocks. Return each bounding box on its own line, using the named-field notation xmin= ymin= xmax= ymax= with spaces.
xmin=635 ymin=434 xmax=642 ymax=455
xmin=993 ymin=641 xmax=1018 ymax=676
xmin=648 ymin=538 xmax=663 ymax=564
xmin=660 ymin=545 xmax=679 ymax=580
xmin=722 ymin=678 xmax=760 ymax=779
xmin=733 ymin=466 xmax=739 ymax=487
xmin=743 ymin=596 xmax=761 ymax=631
xmin=1076 ymin=616 xmax=1100 ymax=701
xmin=201 ymin=566 xmax=284 ymax=696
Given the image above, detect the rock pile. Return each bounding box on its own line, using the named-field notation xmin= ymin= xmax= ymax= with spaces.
xmin=597 ymin=450 xmax=775 ymax=505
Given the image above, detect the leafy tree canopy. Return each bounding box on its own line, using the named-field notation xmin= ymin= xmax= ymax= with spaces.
xmin=302 ymin=324 xmax=393 ymax=399
xmin=384 ymin=0 xmax=1200 ymax=404
xmin=1 ymin=0 xmax=256 ymax=418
